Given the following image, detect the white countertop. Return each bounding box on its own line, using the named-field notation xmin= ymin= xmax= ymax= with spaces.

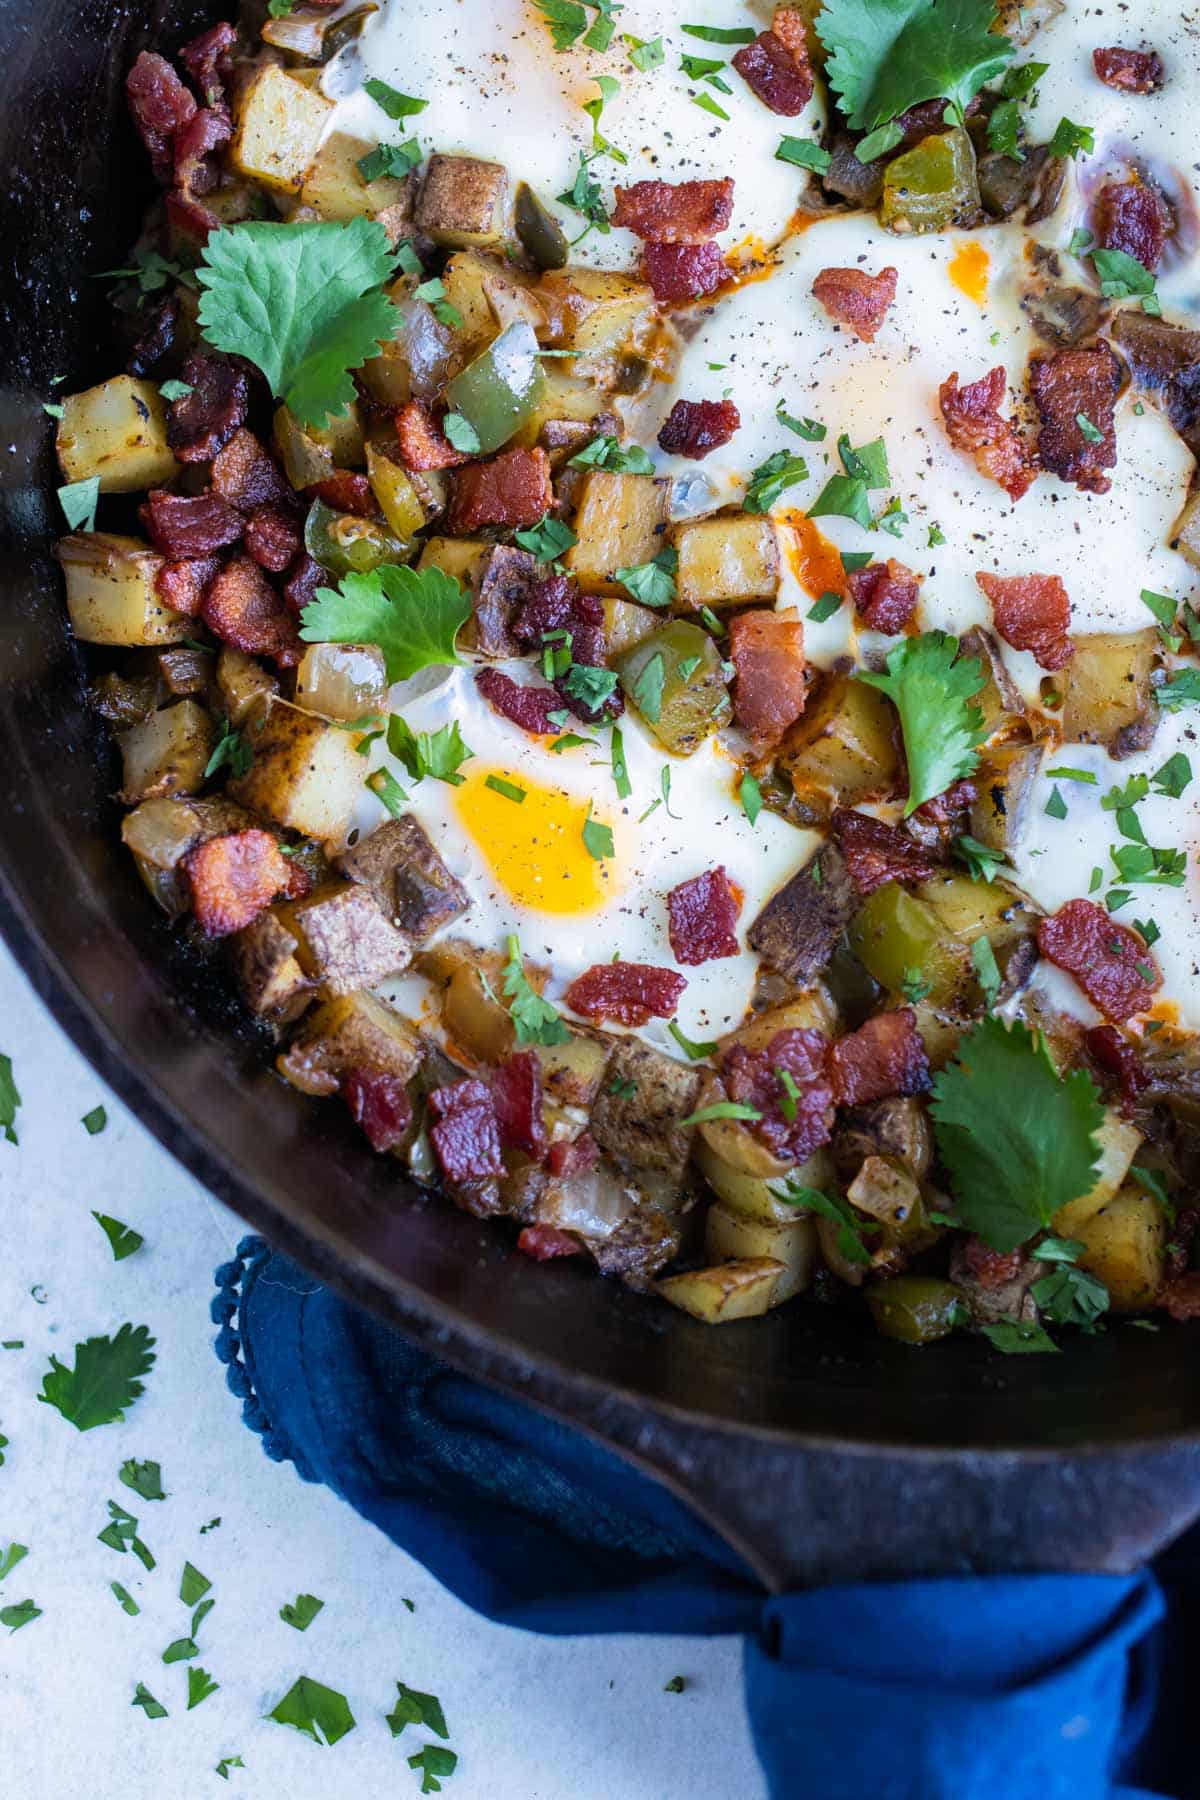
xmin=0 ymin=936 xmax=764 ymax=1798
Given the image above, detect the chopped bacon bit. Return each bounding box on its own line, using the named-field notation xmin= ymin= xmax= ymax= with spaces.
xmin=547 ymin=1132 xmax=600 ymax=1179
xmin=939 ymin=368 xmax=1038 ymax=502
xmin=1093 ymin=46 xmax=1166 ymax=94
xmin=959 ymin=1236 xmax=1025 ymax=1290
xmin=848 ymin=558 xmax=921 ymax=633
xmin=166 ymin=353 xmax=249 ymax=464
xmin=564 ymin=963 xmax=687 ymax=1027
xmin=126 ymin=294 xmax=179 ymax=378
xmin=976 ymin=571 xmax=1074 ymax=672
xmin=427 ymin=1079 xmax=504 ymax=1183
xmin=1094 ymin=177 xmax=1172 ymax=273
xmin=142 ymin=489 xmax=243 ymax=559
xmin=283 ymin=552 xmax=324 ymax=616
xmin=309 ymin=470 xmax=378 ymax=517
xmin=732 ymin=28 xmax=815 ymax=116
xmin=475 ymin=668 xmax=563 ymax=736
xmin=212 ymin=428 xmax=294 ymax=513
xmin=447 ymin=447 xmax=553 ymax=533
xmin=1085 ymin=1023 xmax=1149 ymax=1112
xmin=1029 ymin=345 xmax=1119 ymax=495
xmin=728 ymin=610 xmax=806 ymax=752
xmin=914 ymin=780 xmax=976 ymax=829
xmin=183 ymin=828 xmax=294 ymax=936
xmin=612 ymin=178 xmax=734 ymax=243
xmin=722 ymin=1027 xmax=835 ymax=1163
xmin=1038 ymin=901 xmax=1161 ymax=1023
xmin=643 ymin=240 xmax=727 ymax=303
xmin=518 ymin=1224 xmax=584 ymax=1261
xmin=164 ymin=191 xmax=221 ymax=244
xmin=657 ymin=398 xmax=740 ymax=460
xmin=771 ymin=6 xmax=809 ymax=61
xmin=831 ymin=808 xmax=939 ymax=897
xmin=829 ymin=1009 xmax=931 ymax=1108
xmin=811 ymin=266 xmax=898 ymax=344
xmin=1163 ymin=1272 xmax=1200 ymax=1321
xmin=156 ymin=555 xmax=220 ymax=617
xmin=667 ymin=868 xmax=742 ymax=966
xmin=510 ymin=572 xmax=578 ymax=643
xmin=245 ymin=506 xmax=302 ymax=574
xmin=174 ymin=105 xmax=231 ymax=200
xmin=178 ymin=21 xmax=237 ymax=108
xmin=1165 ymin=1211 xmax=1199 ymax=1279
xmin=490 ymin=1051 xmax=548 ymax=1158
xmin=126 ymin=50 xmax=197 ymax=183
xmin=343 ymin=1067 xmax=413 ymax=1154
xmin=201 ymin=555 xmax=302 ymax=666
xmin=395 ymin=399 xmax=472 ymax=472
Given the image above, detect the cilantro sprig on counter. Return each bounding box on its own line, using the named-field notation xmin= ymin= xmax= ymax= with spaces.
xmin=300 ymin=565 xmax=471 ymax=684
xmin=0 ymin=1052 xmax=20 ymax=1146
xmin=858 ymin=632 xmax=987 ymax=815
xmin=38 ymin=1323 xmax=156 ymax=1431
xmin=269 ymin=1674 xmax=357 ymax=1746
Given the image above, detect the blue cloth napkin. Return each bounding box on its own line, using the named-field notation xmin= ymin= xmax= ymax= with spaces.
xmin=213 ymin=1236 xmax=1194 ymax=1799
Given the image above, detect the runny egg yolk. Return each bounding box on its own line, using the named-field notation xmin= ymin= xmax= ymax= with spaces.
xmin=454 ymin=766 xmax=617 ymax=915
xmin=948 ymin=240 xmax=990 ymax=306
xmin=781 ymin=512 xmax=847 ymax=600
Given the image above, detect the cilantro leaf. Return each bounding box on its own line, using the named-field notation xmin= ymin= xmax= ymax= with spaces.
xmin=58 ymin=476 xmax=100 ymax=533
xmin=120 ymin=1459 xmax=165 ymax=1501
xmin=515 ymin=513 xmax=578 ymax=562
xmin=362 ymin=79 xmax=427 ymax=121
xmin=387 ymin=716 xmax=473 ymax=787
xmin=280 ymin=1593 xmax=324 ymax=1631
xmin=206 ymin=721 xmax=254 ymax=780
xmin=982 ymin=1318 xmax=1060 ymax=1354
xmin=776 ymin=136 xmax=833 ymax=174
xmin=484 ymin=774 xmax=526 ymax=802
xmin=739 ymin=771 xmax=762 ymax=826
xmin=408 ymin=1746 xmax=459 ymax=1793
xmin=386 ymin=1682 xmax=449 ymax=1739
xmin=300 ymin=564 xmax=470 ymax=684
xmin=92 ymin=1212 xmax=143 ymax=1262
xmin=774 ymin=1181 xmax=876 ymax=1266
xmin=582 ymin=805 xmax=615 ymax=861
xmin=180 ymin=1562 xmax=211 ymax=1606
xmin=1049 ymin=116 xmax=1094 ymax=159
xmin=0 ymin=1053 xmax=20 ymax=1146
xmin=614 ymin=548 xmax=677 ymax=607
xmin=570 ymin=434 xmax=654 ymax=474
xmin=187 ymin=1666 xmax=219 ymax=1710
xmin=625 ymin=33 xmax=665 ymax=71
xmin=954 ymin=834 xmax=1008 ymax=883
xmin=268 ymin=1675 xmax=357 ymax=1745
xmin=1 ymin=1598 xmax=41 ymax=1632
xmin=111 ymin=1582 xmax=140 ymax=1616
xmin=930 ymin=1016 xmax=1105 ymax=1253
xmin=745 ymin=449 xmax=809 ymax=513
xmin=0 ymin=1543 xmax=27 ymax=1582
xmin=197 ymin=220 xmax=399 ymax=428
xmin=216 ymin=1756 xmax=246 ymax=1780
xmin=132 ymin=1682 xmax=168 ymax=1720
xmin=163 ymin=1635 xmax=199 ymax=1664
xmin=357 ymin=140 xmax=422 ymax=182
xmin=38 ymin=1324 xmax=155 ymax=1431
xmin=82 ymin=1104 xmax=108 ymax=1135
xmin=857 ymin=632 xmax=986 ymax=815
xmin=668 ymin=1020 xmax=718 ymax=1061
xmin=1031 ymin=1259 xmax=1109 ymax=1331
xmin=817 ymin=0 xmax=1013 ymax=134
xmin=501 ymin=936 xmax=571 ymax=1046
xmin=807 ymin=473 xmax=871 ymax=528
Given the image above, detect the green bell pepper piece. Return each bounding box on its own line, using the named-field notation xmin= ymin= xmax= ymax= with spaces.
xmin=880 ymin=129 xmax=980 ymax=235
xmin=865 ymin=1276 xmax=964 ymax=1345
xmin=303 ymin=499 xmax=413 ymax=578
xmin=443 ymin=321 xmax=546 ymax=455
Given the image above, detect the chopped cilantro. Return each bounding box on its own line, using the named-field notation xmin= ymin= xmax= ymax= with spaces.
xmin=0 ymin=1054 xmax=20 ymax=1146
xmin=362 ymin=80 xmax=428 ymax=121
xmin=664 ymin=1674 xmax=687 ymax=1693
xmin=132 ymin=1682 xmax=168 ymax=1719
xmin=901 ymin=968 xmax=932 ymax=1004
xmin=776 ymin=406 xmax=826 ymax=441
xmin=986 ymin=98 xmax=1023 ymax=161
xmin=92 ymin=1213 xmax=143 ymax=1262
xmin=300 ymin=564 xmax=470 ymax=683
xmin=1045 ymin=784 xmax=1068 ymax=820
xmin=774 ymin=1180 xmax=876 ymax=1267
xmin=582 ymin=806 xmax=615 ymax=862
xmin=387 ymin=1682 xmax=449 ymax=1739
xmin=1151 ymin=752 xmax=1192 ymax=798
xmin=555 ymin=151 xmax=611 ymax=244
xmin=1075 ymin=412 xmax=1104 ymax=444
xmin=408 ymin=1746 xmax=459 ymax=1794
xmin=679 ymin=1101 xmax=763 ymax=1128
xmin=610 ymin=726 xmax=632 ymax=799
xmin=682 ymin=23 xmax=755 ymax=43
xmin=971 ymin=935 xmax=1001 ymax=1007
xmin=1045 ymin=766 xmax=1097 ymax=785
xmin=1157 ymin=670 xmax=1200 ymax=711
xmin=1090 ymin=245 xmax=1159 ymax=314
xmin=776 ymin=136 xmax=833 ymax=174
xmin=120 ymin=1459 xmax=165 ymax=1501
xmin=515 ymin=513 xmax=579 ymax=562
xmin=857 ymin=632 xmax=986 ymax=815
xmin=816 ymin=0 xmax=1013 ymax=140
xmin=357 ymin=140 xmax=422 ymax=182
xmin=163 ymin=1635 xmax=199 ymax=1665
xmin=158 ymin=379 xmax=193 ymax=403
xmin=484 ymin=774 xmax=526 ymax=804
xmin=1 ymin=1597 xmax=41 ymax=1632
xmin=38 ymin=1324 xmax=155 ymax=1431
xmin=570 ymin=434 xmax=654 ymax=474
xmin=927 ymin=523 xmax=946 ymax=547
xmin=187 ymin=1667 xmax=219 ymax=1711
xmin=387 ymin=716 xmax=473 ymax=788
xmin=745 ymin=448 xmax=809 ymax=512
xmin=584 ymin=74 xmax=628 ymax=162
xmin=680 ymin=53 xmax=733 ymax=91
xmin=982 ymin=1318 xmax=1060 ymax=1354
xmin=58 ymin=476 xmax=100 ymax=533
xmin=564 ymin=663 xmax=619 ymax=710
xmin=441 ymin=411 xmax=482 ymax=454
xmin=668 ymin=1020 xmax=718 ymax=1061
xmin=807 ymin=473 xmax=871 ymax=529
xmin=280 ymin=1593 xmax=324 ymax=1632
xmin=268 ymin=1675 xmax=357 ymax=1745
xmin=839 ymin=433 xmax=891 ymax=489
xmin=807 ymin=591 xmax=843 ymax=623
xmin=624 ymin=33 xmax=665 ymax=71
xmin=0 ymin=1542 xmax=28 ymax=1581
xmin=216 ymin=1757 xmax=246 ymax=1780
xmin=1049 ymin=117 xmax=1094 ymax=159
xmin=739 ymin=770 xmax=762 ymax=826
xmin=631 ymin=652 xmax=665 ymax=724
xmin=111 ymin=1582 xmax=140 ymax=1616
xmin=502 ymin=936 xmax=571 ymax=1046
xmin=204 ymin=721 xmax=254 ymax=780
xmin=614 ymin=547 xmax=677 ymax=607
xmin=367 ymin=768 xmax=409 ymax=818
xmin=81 ymin=1104 xmax=108 ymax=1135
xmin=1001 ymin=60 xmax=1048 ymax=100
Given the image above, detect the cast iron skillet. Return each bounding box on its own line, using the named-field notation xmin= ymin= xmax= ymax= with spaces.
xmin=4 ymin=0 xmax=1200 ymax=1590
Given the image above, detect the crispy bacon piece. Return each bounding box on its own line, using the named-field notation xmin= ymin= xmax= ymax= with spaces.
xmin=309 ymin=470 xmax=378 ymax=516
xmin=490 ymin=1051 xmax=547 ymax=1158
xmin=447 ymin=447 xmax=553 ymax=533
xmin=212 ymin=428 xmax=294 ymax=513
xmin=959 ymin=1236 xmax=1025 ymax=1290
xmin=1093 ymin=47 xmax=1166 ymax=94
xmin=612 ymin=179 xmax=734 ymax=243
xmin=728 ymin=610 xmax=806 ymax=752
xmin=547 ymin=1132 xmax=600 ymax=1179
xmin=518 ymin=1224 xmax=584 ymax=1261
xmin=975 ymin=571 xmax=1074 ymax=671
xmin=395 ymin=399 xmax=472 ymax=472
xmin=156 ymin=555 xmax=220 ymax=617
xmin=178 ymin=21 xmax=237 ymax=108
xmin=914 ymin=780 xmax=976 ymax=830
xmin=732 ymin=27 xmax=814 ymax=115
xmin=183 ymin=828 xmax=295 ymax=936
xmin=174 ymin=105 xmax=231 ymax=200
xmin=1163 ymin=1273 xmax=1200 ymax=1322
xmin=722 ymin=1027 xmax=835 ymax=1163
xmin=428 ymin=1079 xmax=504 ymax=1183
xmin=643 ymin=240 xmax=727 ymax=304
xmin=848 ymin=558 xmax=920 ymax=633
xmin=667 ymin=868 xmax=741 ymax=966
xmin=126 ymin=294 xmax=179 ymax=378
xmin=245 ymin=506 xmax=302 ymax=574
xmin=143 ymin=489 xmax=243 ymax=559
xmin=811 ymin=266 xmax=898 ymax=344
xmin=831 ymin=808 xmax=939 ymax=897
xmin=1094 ymin=177 xmax=1172 ymax=272
xmin=564 ymin=963 xmax=687 ymax=1027
xmin=283 ymin=552 xmax=324 ymax=616
xmin=657 ymin=398 xmax=740 ymax=459
xmin=166 ymin=353 xmax=249 ymax=464
xmin=164 ymin=191 xmax=221 ymax=244
xmin=938 ymin=368 xmax=1038 ymax=502
xmin=201 ymin=555 xmax=302 ymax=666
xmin=474 ymin=668 xmax=562 ymax=736
xmin=1029 ymin=345 xmax=1119 ymax=495
xmin=1038 ymin=901 xmax=1160 ymax=1023
xmin=126 ymin=50 xmax=197 ymax=183
xmin=507 ymin=577 xmax=618 ymax=722
xmin=829 ymin=1009 xmax=931 ymax=1108
xmin=343 ymin=1067 xmax=413 ymax=1154
xmin=1085 ymin=1023 xmax=1149 ymax=1112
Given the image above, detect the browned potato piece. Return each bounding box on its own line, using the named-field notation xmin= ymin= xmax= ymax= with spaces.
xmin=747 ymin=839 xmax=857 ymax=986
xmin=277 ymin=882 xmax=412 ymax=997
xmin=915 ymin=871 xmax=1039 ymax=955
xmin=277 ymin=990 xmax=424 ymax=1096
xmin=656 ymin=1258 xmax=785 ymax=1322
xmin=1052 ymin=1111 xmax=1143 ymax=1238
xmin=231 ymin=65 xmax=332 ymax=193
xmin=231 ymin=910 xmax=314 ymax=1022
xmin=778 ymin=673 xmax=899 ymax=819
xmin=57 ymin=533 xmax=188 ymax=647
xmin=56 ymin=378 xmax=177 ymax=492
xmin=338 ymin=816 xmax=470 ymax=941
xmin=1070 ymin=1182 xmax=1165 ymax=1313
xmin=564 ymin=470 xmax=673 ymax=596
xmin=833 ymin=1098 xmax=932 ymax=1183
xmin=1060 ymin=630 xmax=1158 ymax=757
xmin=538 ymin=1030 xmax=613 ymax=1108
xmin=216 ymin=646 xmax=279 ymax=728
xmin=1173 ymin=487 xmax=1200 ymax=569
xmin=592 ymin=1205 xmax=683 ymax=1286
xmin=416 ymin=153 xmax=510 ymax=248
xmin=230 ymin=697 xmax=365 ymax=842
xmin=696 ymin=1142 xmax=835 ymax=1224
xmin=705 ymin=1205 xmax=817 ymax=1304
xmin=968 ymin=742 xmax=1043 ymax=856
xmin=539 ymin=266 xmax=655 ymax=351
xmin=515 ymin=368 xmax=610 ymax=450
xmin=589 ymin=1038 xmax=704 ymax=1179
xmin=298 ymin=130 xmax=413 ymax=222
xmin=959 ymin=626 xmax=1026 ymax=737
xmin=418 ymin=938 xmax=540 ymax=1064
xmin=673 ymin=516 xmax=781 ymax=609
xmin=117 ymin=701 xmax=215 ymax=803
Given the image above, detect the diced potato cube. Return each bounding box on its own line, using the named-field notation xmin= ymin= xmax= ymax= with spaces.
xmin=513 ymin=367 xmax=609 ymax=449
xmin=279 ymin=881 xmax=412 ymax=996
xmin=1060 ymin=630 xmax=1158 ymax=754
xmin=56 ymin=377 xmax=177 ymax=492
xmin=1070 ymin=1182 xmax=1165 ymax=1313
xmin=217 ymin=646 xmax=279 ymax=727
xmin=603 ymin=598 xmax=659 ymax=656
xmin=57 ymin=532 xmax=188 ymax=646
xmin=1052 ymin=1110 xmax=1143 ymax=1238
xmin=229 ymin=696 xmax=365 ymax=842
xmin=277 ymin=990 xmax=424 ymax=1096
xmin=231 ymin=66 xmax=333 ymax=194
xmin=704 ymin=1204 xmax=817 ymax=1304
xmin=565 ymin=470 xmax=673 ymax=595
xmin=696 ymin=1141 xmax=835 ymax=1224
xmin=416 ymin=535 xmax=493 ymax=588
xmin=916 ymin=872 xmax=1038 ymax=955
xmin=231 ymin=910 xmax=314 ymax=1021
xmin=416 ymin=153 xmax=510 ymax=248
xmin=968 ymin=742 xmax=1043 ymax=855
xmin=117 ymin=700 xmax=215 ymax=803
xmin=674 ymin=516 xmax=781 ymax=609
xmin=778 ymin=672 xmax=899 ymax=817
xmin=656 ymin=1258 xmax=785 ymax=1322
xmin=298 ymin=130 xmax=413 ymax=222
xmin=539 ymin=266 xmax=655 ymax=351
